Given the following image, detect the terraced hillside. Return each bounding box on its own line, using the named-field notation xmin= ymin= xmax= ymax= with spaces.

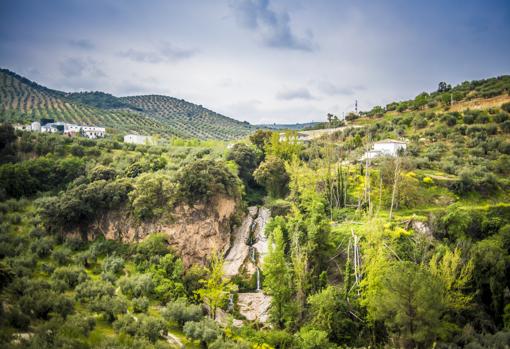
xmin=121 ymin=95 xmax=252 ymax=140
xmin=0 ymin=69 xmax=254 ymax=139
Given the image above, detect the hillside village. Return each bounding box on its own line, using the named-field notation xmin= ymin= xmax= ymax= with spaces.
xmin=13 ymin=118 xmax=157 ymax=145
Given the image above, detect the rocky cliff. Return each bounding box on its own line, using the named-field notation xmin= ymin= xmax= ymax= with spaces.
xmin=86 ymin=195 xmax=239 ymax=267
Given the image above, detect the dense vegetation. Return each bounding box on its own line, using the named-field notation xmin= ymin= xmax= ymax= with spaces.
xmin=0 ymin=68 xmax=254 ymax=140
xmin=360 ymin=76 xmax=510 ymax=118
xmin=0 ymin=75 xmax=510 ymax=348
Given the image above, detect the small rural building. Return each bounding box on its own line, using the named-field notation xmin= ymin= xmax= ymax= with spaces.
xmin=279 ymin=132 xmax=311 ymax=143
xmin=361 ymin=139 xmax=407 ymax=160
xmin=81 ymin=126 xmax=106 ymax=139
xmin=31 ymin=121 xmax=41 ymax=132
xmin=13 ymin=124 xmax=31 ymax=131
xmin=41 ymin=124 xmax=59 ymax=133
xmin=124 ymin=134 xmax=154 ymax=145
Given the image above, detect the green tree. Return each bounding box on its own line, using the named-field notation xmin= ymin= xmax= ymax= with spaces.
xmin=226 ymin=143 xmax=261 ymax=186
xmin=249 ymin=129 xmax=273 ymax=152
xmin=253 ymin=156 xmax=290 ymax=198
xmin=176 ymin=159 xmax=241 ymax=205
xmin=263 ymin=226 xmax=294 ymax=328
xmin=367 ymin=262 xmax=446 ymax=348
xmin=163 ymin=298 xmax=203 ymax=328
xmin=195 ymin=253 xmax=236 ymax=319
xmin=129 ymin=172 xmax=175 ymax=221
xmin=183 ymin=317 xmax=221 ymax=348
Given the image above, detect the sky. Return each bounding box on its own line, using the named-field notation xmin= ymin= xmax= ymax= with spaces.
xmin=1 ymin=0 xmax=509 ymax=124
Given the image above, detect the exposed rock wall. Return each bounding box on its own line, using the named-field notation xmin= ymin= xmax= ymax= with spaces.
xmin=87 ymin=195 xmax=238 ymax=267
xmin=223 ymin=206 xmax=271 ymax=278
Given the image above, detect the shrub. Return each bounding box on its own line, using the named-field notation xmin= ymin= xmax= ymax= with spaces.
xmin=175 ymin=159 xmax=241 ymax=205
xmin=162 ymin=298 xmax=203 ymax=328
xmin=494 ymin=112 xmax=509 ymax=123
xmin=51 ymin=266 xmax=89 ymax=290
xmin=118 ymin=274 xmax=154 ymax=298
xmin=132 ymin=297 xmax=150 ymax=313
xmin=75 ymin=280 xmax=115 ymax=302
xmin=253 ymin=156 xmax=290 ymax=198
xmin=102 ymin=255 xmax=125 ymax=275
xmin=51 ymin=246 xmax=73 ymax=265
xmin=502 ymin=102 xmax=510 ymax=113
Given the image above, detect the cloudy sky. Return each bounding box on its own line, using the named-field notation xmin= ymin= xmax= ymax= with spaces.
xmin=1 ymin=0 xmax=509 ymax=124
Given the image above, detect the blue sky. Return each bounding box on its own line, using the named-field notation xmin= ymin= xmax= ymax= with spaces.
xmin=1 ymin=0 xmax=509 ymax=124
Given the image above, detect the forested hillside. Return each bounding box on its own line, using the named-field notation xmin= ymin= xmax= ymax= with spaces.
xmin=0 ymin=69 xmax=254 ymax=140
xmin=0 ymin=76 xmax=510 ymax=348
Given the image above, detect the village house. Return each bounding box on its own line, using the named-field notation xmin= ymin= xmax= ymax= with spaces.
xmin=15 ymin=119 xmax=106 ymax=139
xmin=360 ymin=139 xmax=407 ymax=160
xmin=279 ymin=132 xmax=312 ymax=143
xmin=81 ymin=126 xmax=106 ymax=139
xmin=123 ymin=134 xmax=154 ymax=145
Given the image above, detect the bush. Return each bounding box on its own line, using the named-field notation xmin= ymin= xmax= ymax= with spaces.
xmin=132 ymin=297 xmax=150 ymax=313
xmin=51 ymin=266 xmax=89 ymax=290
xmin=183 ymin=318 xmax=221 ymax=347
xmin=118 ymin=274 xmax=154 ymax=298
xmin=502 ymin=102 xmax=510 ymax=113
xmin=162 ymin=298 xmax=203 ymax=328
xmin=102 ymin=255 xmax=125 ymax=275
xmin=51 ymin=246 xmax=73 ymax=265
xmin=75 ymin=280 xmax=115 ymax=302
xmin=175 ymin=159 xmax=241 ymax=205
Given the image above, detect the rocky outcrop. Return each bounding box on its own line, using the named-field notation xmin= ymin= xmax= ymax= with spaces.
xmin=237 ymin=292 xmax=271 ymax=323
xmin=223 ymin=206 xmax=271 ymax=278
xmin=223 ymin=207 xmax=258 ymax=277
xmin=89 ymin=195 xmax=238 ymax=267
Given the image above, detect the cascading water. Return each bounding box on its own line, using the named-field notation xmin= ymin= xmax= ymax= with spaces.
xmin=256 ymin=267 xmax=261 ymax=292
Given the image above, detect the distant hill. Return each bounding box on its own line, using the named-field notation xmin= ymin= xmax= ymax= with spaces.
xmin=0 ymin=68 xmax=254 ymax=140
xmin=361 ymin=75 xmax=510 ymax=118
xmin=257 ymin=122 xmax=320 ymax=130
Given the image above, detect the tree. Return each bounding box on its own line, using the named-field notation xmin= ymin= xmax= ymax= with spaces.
xmin=307 ymin=286 xmax=359 ymax=344
xmin=367 ymin=262 xmax=445 ymax=348
xmin=429 ymin=246 xmax=474 ymax=312
xmin=195 ymin=253 xmax=236 ymax=319
xmin=249 ymin=129 xmax=273 ymax=152
xmin=183 ymin=317 xmax=221 ymax=348
xmin=226 ymin=143 xmax=261 ymax=186
xmin=296 ymin=327 xmax=335 ymax=349
xmin=437 ymin=82 xmax=452 ymax=93
xmin=163 ymin=298 xmax=203 ymax=328
xmin=253 ymin=156 xmax=290 ymax=198
xmin=129 ymin=172 xmax=175 ymax=221
xmin=176 ymin=159 xmax=241 ymax=205
xmin=263 ymin=226 xmax=294 ymax=328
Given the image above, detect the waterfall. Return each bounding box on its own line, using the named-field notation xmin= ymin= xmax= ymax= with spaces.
xmin=251 ymin=247 xmax=256 ymax=262
xmin=228 ymin=293 xmax=234 ymax=311
xmin=256 ymin=267 xmax=261 ymax=291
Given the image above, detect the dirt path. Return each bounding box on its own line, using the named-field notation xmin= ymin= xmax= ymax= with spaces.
xmin=163 ymin=332 xmax=185 ymax=348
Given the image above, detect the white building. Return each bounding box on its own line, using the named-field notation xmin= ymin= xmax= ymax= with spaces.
xmin=124 ymin=134 xmax=154 ymax=145
xmin=13 ymin=124 xmax=31 ymax=131
xmin=31 ymin=121 xmax=41 ymax=132
xmin=41 ymin=124 xmax=59 ymax=133
xmin=279 ymin=132 xmax=311 ymax=143
xmin=361 ymin=139 xmax=407 ymax=160
xmin=81 ymin=126 xmax=106 ymax=139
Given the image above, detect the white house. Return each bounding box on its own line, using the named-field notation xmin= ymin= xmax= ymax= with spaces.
xmin=13 ymin=124 xmax=31 ymax=131
xmin=123 ymin=134 xmax=154 ymax=145
xmin=31 ymin=121 xmax=41 ymax=132
xmin=81 ymin=126 xmax=106 ymax=139
xmin=361 ymin=139 xmax=407 ymax=160
xmin=279 ymin=132 xmax=311 ymax=143
xmin=41 ymin=124 xmax=59 ymax=133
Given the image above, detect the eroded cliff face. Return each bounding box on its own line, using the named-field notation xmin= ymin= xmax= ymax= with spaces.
xmin=87 ymin=195 xmax=238 ymax=267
